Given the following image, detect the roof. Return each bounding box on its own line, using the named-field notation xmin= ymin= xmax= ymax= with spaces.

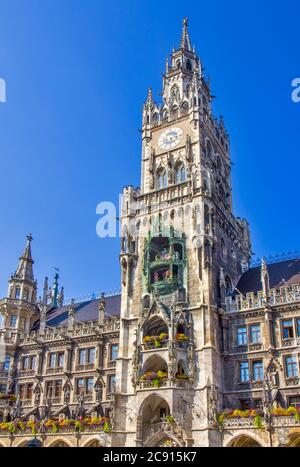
xmin=236 ymin=258 xmax=300 ymax=295
xmin=33 ymin=294 xmax=121 ymax=329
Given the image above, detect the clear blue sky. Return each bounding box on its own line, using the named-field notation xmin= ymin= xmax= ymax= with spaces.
xmin=0 ymin=0 xmax=299 ymax=300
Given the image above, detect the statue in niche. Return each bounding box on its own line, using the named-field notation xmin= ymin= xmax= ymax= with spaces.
xmin=208 ymin=384 xmax=218 ymax=426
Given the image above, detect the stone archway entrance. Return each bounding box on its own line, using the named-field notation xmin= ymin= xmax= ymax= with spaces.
xmin=138 ymin=393 xmax=185 ymax=447
xmin=228 ymin=435 xmax=262 ymax=447
xmin=145 ymin=432 xmax=182 ymax=447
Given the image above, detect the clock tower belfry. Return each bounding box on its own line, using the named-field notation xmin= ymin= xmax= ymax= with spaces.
xmin=113 ymin=18 xmax=252 ymax=448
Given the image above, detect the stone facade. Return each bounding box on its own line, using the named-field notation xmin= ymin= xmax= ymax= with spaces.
xmin=0 ymin=18 xmax=299 ymax=447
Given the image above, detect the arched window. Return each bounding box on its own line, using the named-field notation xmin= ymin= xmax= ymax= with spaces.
xmin=170 ymin=85 xmax=180 ymax=103
xmin=156 ymin=169 xmax=168 ymax=190
xmin=175 ymin=164 xmax=186 ymax=184
xmin=186 ymin=59 xmax=192 ymax=71
xmin=221 ymin=239 xmax=226 ymax=258
xmin=162 ymin=110 xmax=168 ymax=121
xmin=206 ymin=140 xmax=213 ymax=158
xmin=152 ymin=112 xmax=159 ymax=123
xmin=225 ymin=275 xmax=233 ymax=296
xmin=15 ymin=287 xmax=21 ymax=300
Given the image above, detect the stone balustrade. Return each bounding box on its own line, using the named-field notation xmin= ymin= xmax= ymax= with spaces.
xmin=227 ymin=284 xmax=300 ymax=313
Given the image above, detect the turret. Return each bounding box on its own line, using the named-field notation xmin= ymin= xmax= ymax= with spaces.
xmin=7 ymin=234 xmax=37 ymax=305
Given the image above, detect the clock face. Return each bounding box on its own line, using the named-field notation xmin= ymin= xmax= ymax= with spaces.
xmin=158 ymin=127 xmax=183 ymax=150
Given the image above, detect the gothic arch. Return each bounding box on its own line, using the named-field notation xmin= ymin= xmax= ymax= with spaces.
xmin=15 ymin=439 xmax=32 ymax=447
xmin=138 ymin=392 xmax=170 ymax=418
xmin=142 ymin=314 xmax=169 ymax=334
xmin=286 ymin=434 xmax=300 ymax=447
xmin=82 ymin=438 xmax=103 ymax=447
xmin=205 ymin=138 xmax=214 ymax=158
xmin=47 ymin=438 xmax=73 ymax=447
xmin=225 ymin=433 xmax=264 ymax=448
xmin=142 ymin=354 xmax=168 ymax=373
xmin=144 ymin=431 xmax=183 ymax=448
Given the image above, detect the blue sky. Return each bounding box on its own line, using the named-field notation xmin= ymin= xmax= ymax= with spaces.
xmin=0 ymin=0 xmax=299 ymax=300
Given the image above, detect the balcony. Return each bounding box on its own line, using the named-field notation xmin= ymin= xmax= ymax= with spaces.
xmin=46 ymin=366 xmax=64 ymax=375
xmin=138 ymin=378 xmax=189 ymax=390
xmin=20 ymin=399 xmax=33 ymax=407
xmin=227 ymin=284 xmax=300 ymax=313
xmin=285 ymin=377 xmax=300 ymax=386
xmin=75 ymin=363 xmax=95 ymax=372
xmin=43 ymin=397 xmax=62 ymax=405
xmin=282 ymin=338 xmax=297 ymax=348
xmin=18 ymin=369 xmax=35 ymax=377
xmin=72 ymin=394 xmax=93 ymax=403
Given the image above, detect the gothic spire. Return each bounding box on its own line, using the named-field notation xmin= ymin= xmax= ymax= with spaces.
xmin=50 ymin=270 xmax=60 ymax=308
xmin=15 ymin=234 xmax=34 ymax=282
xmin=180 ymin=17 xmax=192 ymax=51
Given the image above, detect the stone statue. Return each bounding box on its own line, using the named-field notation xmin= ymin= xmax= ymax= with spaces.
xmin=12 ymin=398 xmax=21 ymax=420
xmin=75 ymin=395 xmax=85 ymax=418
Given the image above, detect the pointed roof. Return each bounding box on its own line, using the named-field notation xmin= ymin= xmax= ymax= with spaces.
xmin=15 ymin=234 xmax=35 ymax=282
xmin=180 ymin=17 xmax=192 ymax=51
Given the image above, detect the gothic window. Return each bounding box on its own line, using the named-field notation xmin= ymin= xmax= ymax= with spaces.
xmin=9 ymin=315 xmax=17 ymax=328
xmin=15 ymin=287 xmax=21 ymax=300
xmin=23 ymin=288 xmax=29 ymax=302
xmin=3 ymin=356 xmax=11 ymax=371
xmin=250 ymin=324 xmax=261 ymax=344
xmin=221 ymin=239 xmax=226 ymax=258
xmin=282 ymin=320 xmax=294 ymax=340
xmin=186 ymin=59 xmax=192 ymax=71
xmin=236 ymin=327 xmax=247 ymax=346
xmin=170 ymin=85 xmax=180 ymax=103
xmin=175 ymin=164 xmax=186 ymax=184
xmin=206 ymin=140 xmax=213 ymax=158
xmin=239 ymin=361 xmax=250 ymax=383
xmin=156 ymin=169 xmax=168 ymax=190
xmin=110 ymin=344 xmax=118 ymax=361
xmin=225 ymin=276 xmax=233 ymax=296
xmin=176 ymin=59 xmax=181 ymax=69
xmin=285 ymin=355 xmax=298 ymax=378
xmin=181 ymin=101 xmax=189 ymax=115
xmin=253 ymin=361 xmax=264 ymax=382
xmin=216 ymin=155 xmax=222 ymax=173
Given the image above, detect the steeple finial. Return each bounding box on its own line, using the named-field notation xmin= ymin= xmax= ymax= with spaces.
xmin=146 ymin=87 xmax=153 ymax=104
xmin=15 ymin=234 xmax=34 ymax=281
xmin=180 ymin=17 xmax=192 ymax=51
